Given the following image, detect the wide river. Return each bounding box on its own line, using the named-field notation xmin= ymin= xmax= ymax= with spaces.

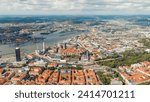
xmin=0 ymin=30 xmax=87 ymax=56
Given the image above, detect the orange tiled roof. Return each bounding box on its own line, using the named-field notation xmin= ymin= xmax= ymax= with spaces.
xmin=48 ymin=71 xmax=59 ymax=85
xmin=0 ymin=78 xmax=7 ymax=85
xmin=72 ymin=69 xmax=85 ymax=85
xmin=84 ymin=69 xmax=99 ymax=85
xmin=48 ymin=62 xmax=58 ymax=68
xmin=59 ymin=70 xmax=71 ymax=85
xmin=11 ymin=73 xmax=26 ymax=82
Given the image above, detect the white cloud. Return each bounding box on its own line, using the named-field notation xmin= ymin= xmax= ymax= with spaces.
xmin=0 ymin=0 xmax=149 ymax=15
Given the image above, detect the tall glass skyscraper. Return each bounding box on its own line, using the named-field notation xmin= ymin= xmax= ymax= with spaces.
xmin=15 ymin=47 xmax=21 ymax=61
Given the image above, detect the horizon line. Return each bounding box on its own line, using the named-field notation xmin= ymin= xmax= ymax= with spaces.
xmin=0 ymin=14 xmax=150 ymax=16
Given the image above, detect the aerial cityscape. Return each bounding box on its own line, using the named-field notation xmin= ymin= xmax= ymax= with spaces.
xmin=0 ymin=15 xmax=149 ymax=85
xmin=0 ymin=0 xmax=150 ymax=85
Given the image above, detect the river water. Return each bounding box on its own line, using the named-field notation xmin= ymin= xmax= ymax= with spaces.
xmin=0 ymin=30 xmax=87 ymax=56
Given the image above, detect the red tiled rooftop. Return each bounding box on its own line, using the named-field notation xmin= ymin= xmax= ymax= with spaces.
xmin=84 ymin=69 xmax=99 ymax=85
xmin=59 ymin=70 xmax=71 ymax=85
xmin=72 ymin=69 xmax=85 ymax=85
xmin=48 ymin=71 xmax=59 ymax=85
xmin=48 ymin=62 xmax=58 ymax=68
xmin=11 ymin=73 xmax=27 ymax=82
xmin=36 ymin=70 xmax=53 ymax=84
xmin=0 ymin=78 xmax=7 ymax=85
xmin=119 ymin=61 xmax=150 ymax=84
xmin=29 ymin=67 xmax=42 ymax=75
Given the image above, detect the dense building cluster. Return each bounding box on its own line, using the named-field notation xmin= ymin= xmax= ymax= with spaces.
xmin=0 ymin=16 xmax=150 ymax=85
xmin=0 ymin=67 xmax=100 ymax=85
xmin=119 ymin=61 xmax=150 ymax=85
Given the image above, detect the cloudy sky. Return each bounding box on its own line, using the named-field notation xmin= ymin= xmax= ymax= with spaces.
xmin=0 ymin=0 xmax=150 ymax=15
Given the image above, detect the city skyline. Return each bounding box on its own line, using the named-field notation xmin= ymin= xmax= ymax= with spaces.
xmin=0 ymin=0 xmax=150 ymax=15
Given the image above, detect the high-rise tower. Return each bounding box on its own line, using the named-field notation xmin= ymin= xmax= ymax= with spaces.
xmin=15 ymin=47 xmax=21 ymax=61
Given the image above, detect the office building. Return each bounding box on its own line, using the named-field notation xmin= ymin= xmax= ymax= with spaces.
xmin=15 ymin=47 xmax=21 ymax=61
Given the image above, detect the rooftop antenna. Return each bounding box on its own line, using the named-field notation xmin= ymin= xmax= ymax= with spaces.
xmin=43 ymin=41 xmax=45 ymax=52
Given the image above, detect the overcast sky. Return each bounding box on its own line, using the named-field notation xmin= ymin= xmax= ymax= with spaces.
xmin=0 ymin=0 xmax=150 ymax=15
